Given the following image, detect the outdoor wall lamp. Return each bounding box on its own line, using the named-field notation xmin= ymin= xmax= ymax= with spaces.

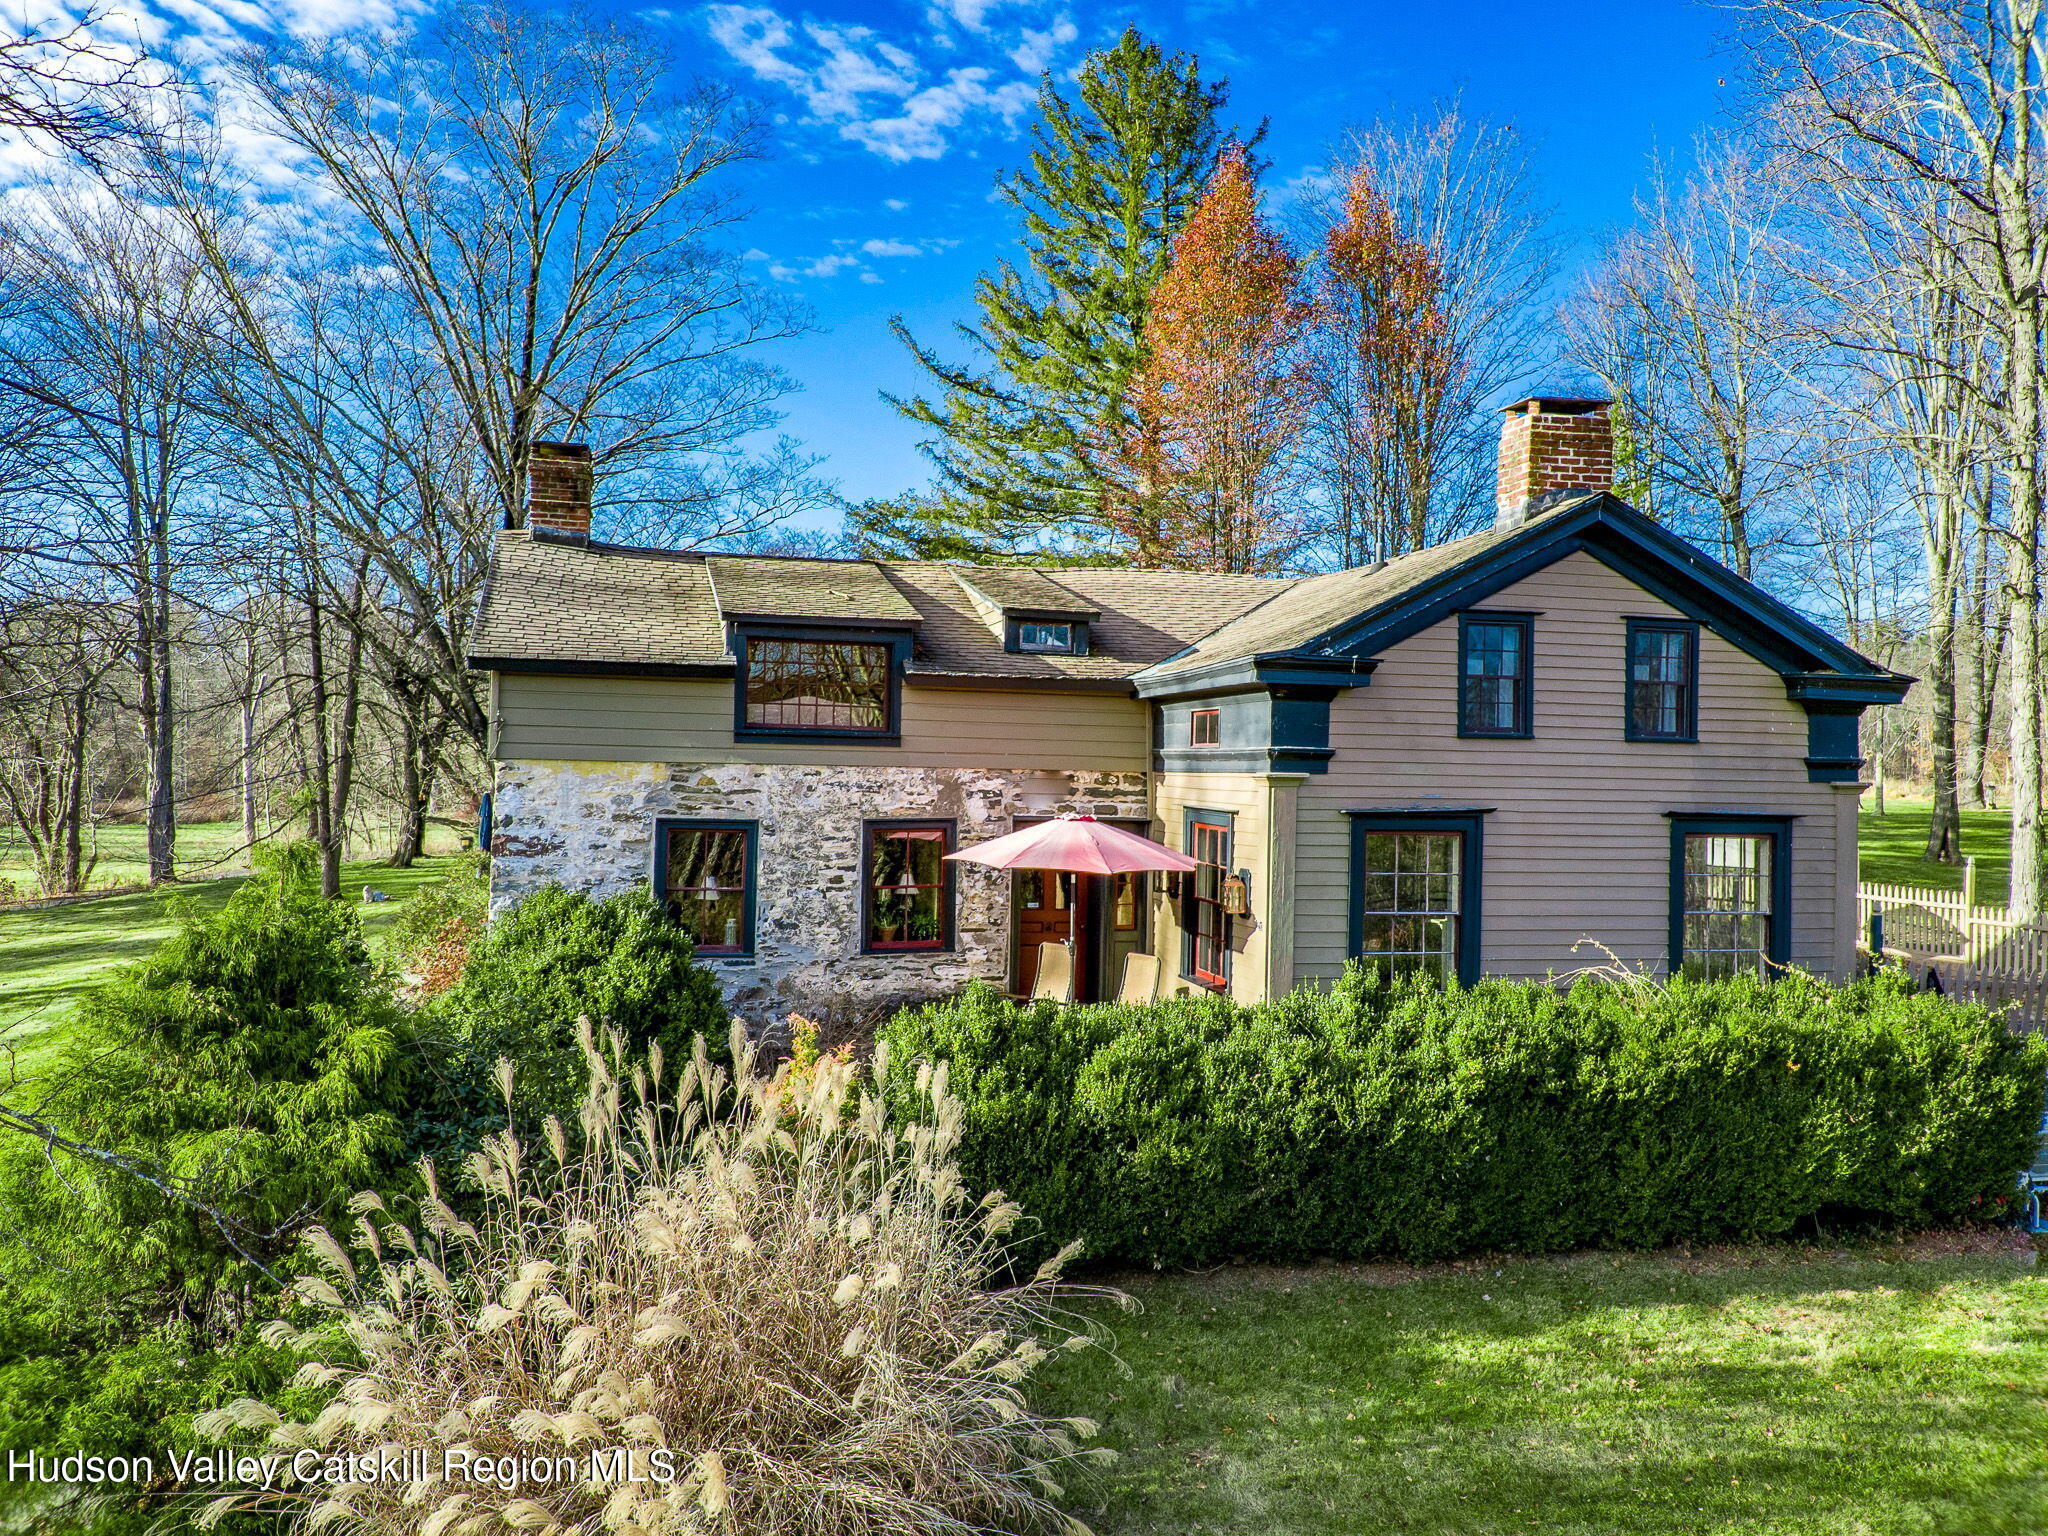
xmin=1222 ymin=871 xmax=1251 ymax=916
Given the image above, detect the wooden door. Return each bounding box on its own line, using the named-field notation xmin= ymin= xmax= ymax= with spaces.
xmin=1015 ymin=870 xmax=1074 ymax=996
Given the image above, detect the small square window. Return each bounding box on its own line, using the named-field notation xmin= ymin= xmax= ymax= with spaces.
xmin=1015 ymin=621 xmax=1077 ymax=653
xmin=1190 ymin=708 xmax=1220 ymax=746
xmin=1459 ymin=613 xmax=1533 ymax=738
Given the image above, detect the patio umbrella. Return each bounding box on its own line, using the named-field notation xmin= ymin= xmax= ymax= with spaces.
xmin=947 ymin=815 xmax=1198 ymax=993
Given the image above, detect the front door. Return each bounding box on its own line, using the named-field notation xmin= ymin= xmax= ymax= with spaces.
xmin=1009 ymin=826 xmax=1152 ymax=1002
xmin=1015 ymin=870 xmax=1074 ymax=997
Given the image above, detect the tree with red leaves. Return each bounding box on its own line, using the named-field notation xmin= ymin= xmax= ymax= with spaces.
xmin=1094 ymin=147 xmax=1308 ymax=572
xmin=1304 ymin=161 xmax=1462 ymax=563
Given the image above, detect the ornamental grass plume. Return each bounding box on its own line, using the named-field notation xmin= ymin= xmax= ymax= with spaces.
xmin=195 ymin=1020 xmax=1119 ymax=1536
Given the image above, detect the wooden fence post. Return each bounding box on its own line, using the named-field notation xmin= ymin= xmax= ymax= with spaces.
xmin=1965 ymin=855 xmax=1980 ymax=911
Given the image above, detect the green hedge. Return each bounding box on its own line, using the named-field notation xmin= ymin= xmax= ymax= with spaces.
xmin=878 ymin=968 xmax=2048 ymax=1269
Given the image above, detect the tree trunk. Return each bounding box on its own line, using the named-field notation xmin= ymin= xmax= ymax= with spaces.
xmin=2002 ymin=305 xmax=2045 ymax=918
xmin=303 ymin=581 xmax=336 ymax=898
xmin=240 ymin=624 xmax=259 ymax=852
xmin=1923 ymin=491 xmax=1963 ymax=863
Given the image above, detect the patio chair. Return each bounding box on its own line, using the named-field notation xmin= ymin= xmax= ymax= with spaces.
xmin=1026 ymin=941 xmax=1074 ymax=1004
xmin=1116 ymin=952 xmax=1160 ymax=1006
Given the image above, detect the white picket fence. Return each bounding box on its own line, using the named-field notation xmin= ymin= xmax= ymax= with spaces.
xmin=1858 ymin=868 xmax=2048 ymax=1033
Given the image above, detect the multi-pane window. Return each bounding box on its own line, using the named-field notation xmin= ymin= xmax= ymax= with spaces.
xmin=864 ymin=822 xmax=954 ymax=951
xmin=743 ymin=638 xmax=891 ymax=734
xmin=1677 ymin=833 xmax=1776 ymax=979
xmin=657 ymin=820 xmax=754 ymax=956
xmin=1355 ymin=832 xmax=1463 ymax=981
xmin=1184 ymin=815 xmax=1231 ymax=989
xmin=1628 ymin=621 xmax=1698 ymax=741
xmin=1189 ymin=708 xmax=1220 ymax=746
xmin=1015 ymin=621 xmax=1075 ymax=653
xmin=1459 ymin=614 xmax=1532 ymax=737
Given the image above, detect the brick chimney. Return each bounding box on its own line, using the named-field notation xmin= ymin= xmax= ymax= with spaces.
xmin=526 ymin=441 xmax=593 ymax=538
xmin=1494 ymin=398 xmax=1613 ymax=530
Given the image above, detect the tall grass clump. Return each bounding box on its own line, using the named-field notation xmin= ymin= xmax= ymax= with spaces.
xmin=196 ymin=1023 xmax=1116 ymax=1536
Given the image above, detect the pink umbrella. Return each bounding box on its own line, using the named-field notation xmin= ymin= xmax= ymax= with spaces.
xmin=947 ymin=815 xmax=1197 ymax=998
xmin=946 ymin=814 xmax=1199 ymax=877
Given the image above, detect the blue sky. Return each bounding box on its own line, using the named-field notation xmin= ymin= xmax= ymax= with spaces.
xmin=678 ymin=0 xmax=1737 ymax=516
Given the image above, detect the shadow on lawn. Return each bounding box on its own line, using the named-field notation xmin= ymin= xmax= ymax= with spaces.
xmin=1044 ymin=1249 xmax=2048 ymax=1535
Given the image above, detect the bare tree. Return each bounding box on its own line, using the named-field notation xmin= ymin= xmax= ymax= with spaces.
xmin=1295 ymin=103 xmax=1556 ymax=560
xmin=0 ymin=592 xmax=122 ymax=894
xmin=1749 ymin=0 xmax=2048 ymax=915
xmin=1568 ymin=140 xmax=1824 ymax=580
xmin=0 ymin=190 xmax=229 ymax=882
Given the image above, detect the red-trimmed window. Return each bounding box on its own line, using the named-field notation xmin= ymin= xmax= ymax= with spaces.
xmin=1185 ymin=815 xmax=1231 ymax=989
xmin=863 ymin=821 xmax=954 ymax=951
xmin=1189 ymin=708 xmax=1220 ymax=746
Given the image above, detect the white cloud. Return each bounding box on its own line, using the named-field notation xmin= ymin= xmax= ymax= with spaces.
xmin=860 ymin=237 xmax=920 ymax=256
xmin=1008 ymin=17 xmax=1074 ymax=74
xmin=705 ymin=1 xmax=1055 ymax=162
xmin=883 ymin=197 xmax=909 ymax=211
xmin=859 ymin=270 xmax=882 ymax=283
xmin=763 ymin=250 xmax=865 ymax=282
xmin=927 ymin=0 xmax=1009 ymax=30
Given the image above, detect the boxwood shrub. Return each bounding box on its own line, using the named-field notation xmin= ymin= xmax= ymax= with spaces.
xmin=878 ymin=966 xmax=2048 ymax=1269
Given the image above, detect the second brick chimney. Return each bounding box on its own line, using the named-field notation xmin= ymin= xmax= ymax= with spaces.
xmin=1494 ymin=398 xmax=1612 ymax=530
xmin=526 ymin=441 xmax=593 ymax=538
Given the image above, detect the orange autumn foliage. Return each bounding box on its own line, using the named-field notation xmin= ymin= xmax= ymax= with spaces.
xmin=1095 ymin=147 xmax=1309 ymax=572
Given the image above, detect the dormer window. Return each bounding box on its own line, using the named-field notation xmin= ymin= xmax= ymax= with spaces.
xmin=735 ymin=630 xmax=902 ymax=741
xmin=1014 ymin=620 xmax=1081 ymax=654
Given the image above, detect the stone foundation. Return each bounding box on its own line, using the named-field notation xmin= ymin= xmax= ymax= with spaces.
xmin=488 ymin=759 xmax=1150 ymax=1026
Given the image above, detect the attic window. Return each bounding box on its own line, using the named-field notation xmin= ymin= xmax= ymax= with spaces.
xmin=740 ymin=636 xmax=894 ymax=736
xmin=1012 ymin=620 xmax=1083 ymax=655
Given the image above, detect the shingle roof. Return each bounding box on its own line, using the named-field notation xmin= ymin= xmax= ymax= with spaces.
xmin=1130 ymin=509 xmax=1576 ymax=678
xmin=707 ymin=555 xmax=922 ymax=626
xmin=470 ymin=531 xmax=729 ymax=669
xmin=951 ymin=565 xmax=1100 ymax=617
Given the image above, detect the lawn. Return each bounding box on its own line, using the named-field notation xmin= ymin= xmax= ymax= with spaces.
xmin=0 ymin=817 xmax=266 ymax=893
xmin=0 ymin=855 xmax=462 ymax=1058
xmin=1041 ymin=1235 xmax=2048 ymax=1536
xmin=1859 ymin=797 xmax=2013 ymax=905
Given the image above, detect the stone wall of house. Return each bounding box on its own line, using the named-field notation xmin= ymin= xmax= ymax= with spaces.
xmin=488 ymin=758 xmax=1150 ymax=1027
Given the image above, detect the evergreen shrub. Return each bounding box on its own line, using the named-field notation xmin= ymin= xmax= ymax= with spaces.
xmin=878 ymin=967 xmax=2048 ymax=1269
xmin=415 ymin=884 xmax=727 ymax=1154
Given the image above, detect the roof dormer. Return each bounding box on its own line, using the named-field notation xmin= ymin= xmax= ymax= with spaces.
xmin=950 ymin=567 xmax=1100 ymax=656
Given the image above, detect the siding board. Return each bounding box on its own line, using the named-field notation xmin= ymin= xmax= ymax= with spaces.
xmin=495 ymin=672 xmax=1151 ymax=772
xmin=1295 ymin=552 xmax=1850 ymax=982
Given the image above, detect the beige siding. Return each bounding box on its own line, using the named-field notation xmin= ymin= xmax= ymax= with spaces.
xmin=494 ymin=672 xmax=1151 ymax=773
xmin=1152 ymin=772 xmax=1279 ymax=1004
xmin=1295 ymin=552 xmax=1851 ymax=982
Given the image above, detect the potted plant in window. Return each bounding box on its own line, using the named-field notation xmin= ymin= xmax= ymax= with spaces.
xmin=906 ymin=908 xmax=941 ymax=945
xmin=873 ymin=891 xmax=906 ymax=946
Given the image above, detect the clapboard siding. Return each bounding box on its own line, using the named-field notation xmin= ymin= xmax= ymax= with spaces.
xmin=1294 ymin=552 xmax=1853 ymax=982
xmin=494 ymin=672 xmax=1152 ymax=772
xmin=1152 ymin=773 xmax=1274 ymax=1004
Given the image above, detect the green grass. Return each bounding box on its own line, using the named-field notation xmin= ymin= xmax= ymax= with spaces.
xmin=1858 ymin=798 xmax=2013 ymax=905
xmin=1040 ymin=1239 xmax=2048 ymax=1535
xmin=0 ymin=855 xmax=461 ymax=1057
xmin=0 ymin=817 xmax=267 ymax=893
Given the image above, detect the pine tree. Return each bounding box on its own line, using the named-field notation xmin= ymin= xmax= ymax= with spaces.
xmin=886 ymin=29 xmax=1252 ymax=554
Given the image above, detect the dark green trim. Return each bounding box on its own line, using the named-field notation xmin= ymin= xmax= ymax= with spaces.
xmin=860 ymin=818 xmax=958 ymax=955
xmin=1005 ymin=618 xmax=1090 ymax=655
xmin=473 ymin=656 xmax=735 ymax=680
xmin=1346 ymin=808 xmax=1488 ymax=988
xmin=1457 ymin=610 xmax=1534 ymax=739
xmin=906 ymin=670 xmax=1134 ymax=695
xmin=1665 ymin=813 xmax=1794 ymax=974
xmin=1156 ymin=746 xmax=1334 ymax=774
xmin=1179 ymin=806 xmax=1235 ymax=991
xmin=733 ymin=625 xmax=908 ymax=746
xmin=1132 ymin=652 xmax=1378 ymax=700
xmin=1623 ymin=617 xmax=1700 ymax=742
xmin=651 ymin=817 xmax=759 ymax=960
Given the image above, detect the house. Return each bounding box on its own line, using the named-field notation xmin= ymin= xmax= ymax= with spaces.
xmin=469 ymin=402 xmax=1910 ymax=1021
